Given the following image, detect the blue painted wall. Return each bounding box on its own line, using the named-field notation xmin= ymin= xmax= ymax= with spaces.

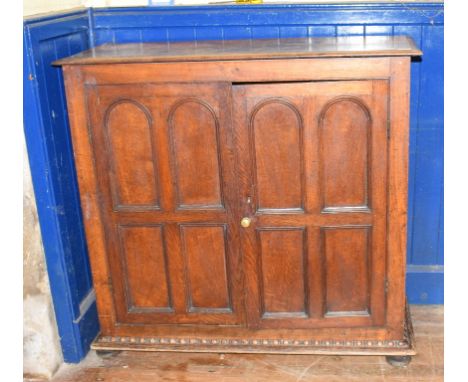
xmin=23 ymin=3 xmax=443 ymax=363
xmin=24 ymin=9 xmax=99 ymax=363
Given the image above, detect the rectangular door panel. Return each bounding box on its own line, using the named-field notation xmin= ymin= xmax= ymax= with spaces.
xmin=181 ymin=224 xmax=231 ymax=312
xmin=322 ymin=226 xmax=370 ymax=317
xmin=258 ymin=228 xmax=308 ymax=318
xmin=119 ymin=225 xmax=172 ymax=312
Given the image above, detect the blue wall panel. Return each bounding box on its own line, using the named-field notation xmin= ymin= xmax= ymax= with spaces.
xmin=410 ymin=24 xmax=444 ymax=266
xmin=23 ymin=9 xmax=99 ymax=363
xmin=24 ymin=2 xmax=443 ymax=363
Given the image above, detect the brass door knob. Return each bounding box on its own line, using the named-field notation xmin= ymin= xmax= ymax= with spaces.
xmin=240 ymin=217 xmax=252 ymax=228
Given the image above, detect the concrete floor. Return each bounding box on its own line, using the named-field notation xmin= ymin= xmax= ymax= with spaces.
xmin=35 ymin=305 xmax=444 ymax=381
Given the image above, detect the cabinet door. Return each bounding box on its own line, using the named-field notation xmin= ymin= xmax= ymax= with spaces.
xmin=233 ymin=80 xmax=389 ymax=329
xmin=86 ymin=83 xmax=244 ymax=326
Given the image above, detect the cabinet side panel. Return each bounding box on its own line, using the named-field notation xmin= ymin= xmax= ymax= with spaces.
xmin=386 ymin=57 xmax=411 ymax=336
xmin=62 ymin=66 xmax=116 ymax=333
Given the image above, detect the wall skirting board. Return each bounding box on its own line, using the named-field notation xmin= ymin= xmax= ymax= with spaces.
xmin=23 ymin=3 xmax=443 ymax=363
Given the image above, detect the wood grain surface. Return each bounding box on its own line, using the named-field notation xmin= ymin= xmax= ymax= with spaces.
xmin=54 ymin=36 xmax=421 ymax=65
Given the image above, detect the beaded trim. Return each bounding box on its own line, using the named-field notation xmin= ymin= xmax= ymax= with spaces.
xmin=96 ymin=335 xmax=410 ymax=348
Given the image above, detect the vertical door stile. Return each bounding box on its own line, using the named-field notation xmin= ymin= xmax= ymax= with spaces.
xmin=232 ymin=85 xmax=262 ymax=327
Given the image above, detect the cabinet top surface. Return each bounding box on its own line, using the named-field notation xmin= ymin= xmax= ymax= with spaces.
xmin=55 ymin=35 xmax=421 ymax=66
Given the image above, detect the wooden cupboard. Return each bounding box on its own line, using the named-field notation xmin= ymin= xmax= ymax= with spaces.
xmin=56 ymin=36 xmax=421 ymax=364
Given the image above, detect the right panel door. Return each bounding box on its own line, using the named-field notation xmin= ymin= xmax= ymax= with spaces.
xmin=233 ymin=80 xmax=389 ymax=329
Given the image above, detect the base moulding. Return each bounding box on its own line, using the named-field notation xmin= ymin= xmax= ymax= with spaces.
xmin=91 ymin=303 xmax=416 ymax=357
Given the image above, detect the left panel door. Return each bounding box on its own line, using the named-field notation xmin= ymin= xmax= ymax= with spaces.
xmin=86 ymin=82 xmax=244 ymax=326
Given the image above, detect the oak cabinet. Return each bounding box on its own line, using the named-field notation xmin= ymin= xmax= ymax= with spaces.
xmin=57 ymin=36 xmax=421 ymax=361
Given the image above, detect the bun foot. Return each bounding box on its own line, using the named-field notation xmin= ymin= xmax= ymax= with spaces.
xmin=385 ymin=355 xmax=412 ymax=367
xmin=95 ymin=349 xmax=122 ymax=358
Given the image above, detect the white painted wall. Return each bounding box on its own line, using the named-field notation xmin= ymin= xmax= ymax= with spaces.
xmin=24 ymin=0 xmax=442 ymax=15
xmin=23 ymin=138 xmax=63 ymax=380
xmin=24 ymin=0 xmax=84 ymax=16
xmin=84 ymin=0 xmax=147 ymax=7
xmin=83 ymin=0 xmax=444 ymax=8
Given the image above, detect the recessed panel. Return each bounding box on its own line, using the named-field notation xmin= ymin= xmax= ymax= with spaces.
xmin=106 ymin=101 xmax=159 ymax=208
xmin=323 ymin=227 xmax=370 ymax=316
xmin=119 ymin=225 xmax=171 ymax=310
xmin=181 ymin=225 xmax=231 ymax=311
xmin=170 ymin=100 xmax=223 ymax=209
xmin=252 ymin=100 xmax=304 ymax=211
xmin=258 ymin=229 xmax=307 ymax=317
xmin=320 ymin=98 xmax=370 ymax=211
